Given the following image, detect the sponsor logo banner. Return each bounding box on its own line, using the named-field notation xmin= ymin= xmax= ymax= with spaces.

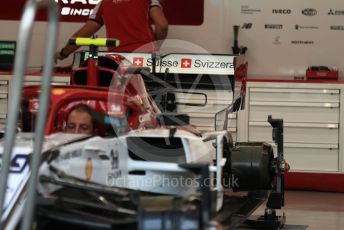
xmin=291 ymin=40 xmax=314 ymax=45
xmin=272 ymin=9 xmax=292 ymax=14
xmin=265 ymin=24 xmax=283 ymax=29
xmin=132 ymin=57 xmax=144 ymax=67
xmin=295 ymin=25 xmax=319 ymax=30
xmin=330 ymin=26 xmax=344 ymax=30
xmin=242 ymin=23 xmax=253 ymax=29
xmin=0 ymin=148 xmax=32 ymax=217
xmin=181 ymin=58 xmax=192 ymax=68
xmin=104 ymin=53 xmax=235 ymax=75
xmin=0 ymin=0 xmax=204 ymax=25
xmin=328 ymin=9 xmax=344 ymax=15
xmin=302 ymin=8 xmax=317 ymax=16
xmin=0 ymin=154 xmax=30 ymax=174
xmin=241 ymin=5 xmax=261 ymax=15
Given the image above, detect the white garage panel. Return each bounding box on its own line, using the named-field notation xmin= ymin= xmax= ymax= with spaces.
xmin=249 ymin=102 xmax=339 ymax=123
xmin=249 ymin=88 xmax=340 ymax=103
xmin=281 ymin=144 xmax=339 ymax=172
xmin=249 ymin=122 xmax=339 ymax=145
xmin=0 ymin=98 xmax=8 ymax=114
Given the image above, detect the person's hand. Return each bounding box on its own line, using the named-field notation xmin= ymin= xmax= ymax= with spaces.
xmin=54 ymin=48 xmax=69 ymax=64
xmin=54 ymin=51 xmax=62 ymax=64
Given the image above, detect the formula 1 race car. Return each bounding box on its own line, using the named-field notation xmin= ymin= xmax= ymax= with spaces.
xmin=0 ymin=35 xmax=289 ymax=230
xmin=0 ymin=2 xmax=289 ymax=229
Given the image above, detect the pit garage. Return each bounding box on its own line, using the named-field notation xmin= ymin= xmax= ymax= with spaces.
xmin=0 ymin=1 xmax=343 ymax=230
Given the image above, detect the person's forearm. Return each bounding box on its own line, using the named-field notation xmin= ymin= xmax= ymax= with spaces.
xmin=154 ymin=26 xmax=168 ymax=48
xmin=155 ymin=26 xmax=168 ymax=41
xmin=59 ymin=43 xmax=79 ymax=58
xmin=150 ymin=6 xmax=168 ymax=47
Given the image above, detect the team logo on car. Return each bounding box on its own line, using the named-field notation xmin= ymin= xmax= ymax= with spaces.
xmin=0 ymin=154 xmax=31 ymax=174
xmin=181 ymin=58 xmax=192 ymax=68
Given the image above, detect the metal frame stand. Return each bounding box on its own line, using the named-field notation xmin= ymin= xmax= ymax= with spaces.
xmin=0 ymin=0 xmax=59 ymax=229
xmin=243 ymin=116 xmax=288 ymax=230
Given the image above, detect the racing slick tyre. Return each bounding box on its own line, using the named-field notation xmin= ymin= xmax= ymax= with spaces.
xmin=226 ymin=142 xmax=274 ymax=191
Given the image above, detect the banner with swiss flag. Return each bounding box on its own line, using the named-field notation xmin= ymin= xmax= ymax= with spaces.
xmin=181 ymin=58 xmax=192 ymax=68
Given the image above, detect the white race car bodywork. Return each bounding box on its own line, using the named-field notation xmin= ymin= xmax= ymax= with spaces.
xmin=1 ymin=129 xmax=229 ymax=229
xmin=39 ymin=129 xmax=225 ymax=203
xmin=0 ymin=133 xmax=89 ymax=229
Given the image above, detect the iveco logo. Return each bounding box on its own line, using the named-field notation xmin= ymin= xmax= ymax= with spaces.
xmin=302 ymin=8 xmax=317 ymax=16
xmin=272 ymin=9 xmax=291 ymax=14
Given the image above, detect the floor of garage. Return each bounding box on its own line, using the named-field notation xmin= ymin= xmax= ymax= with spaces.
xmin=250 ymin=190 xmax=344 ymax=230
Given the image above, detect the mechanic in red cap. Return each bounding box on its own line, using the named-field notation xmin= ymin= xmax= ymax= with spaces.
xmin=55 ymin=0 xmax=168 ymax=62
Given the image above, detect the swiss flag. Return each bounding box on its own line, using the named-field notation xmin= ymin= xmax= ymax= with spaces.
xmin=181 ymin=58 xmax=192 ymax=68
xmin=133 ymin=57 xmax=144 ymax=67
